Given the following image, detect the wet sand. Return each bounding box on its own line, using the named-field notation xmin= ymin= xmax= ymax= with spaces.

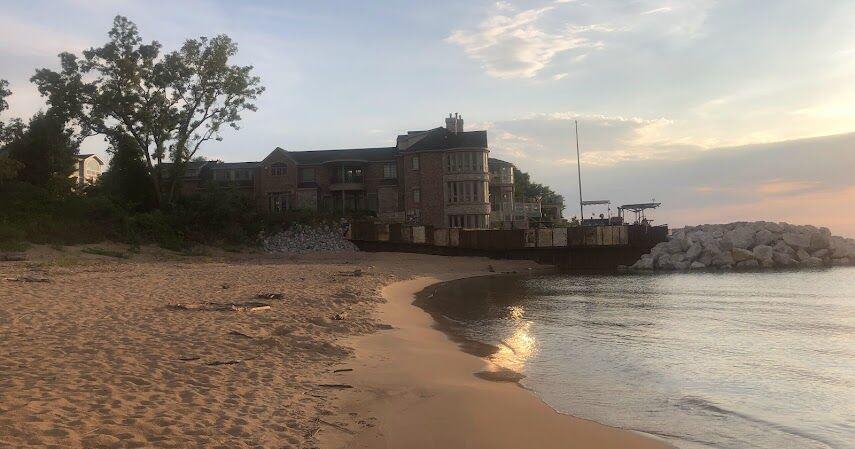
xmin=320 ymin=275 xmax=674 ymax=449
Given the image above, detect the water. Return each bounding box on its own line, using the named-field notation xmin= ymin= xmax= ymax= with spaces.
xmin=417 ymin=268 xmax=855 ymax=449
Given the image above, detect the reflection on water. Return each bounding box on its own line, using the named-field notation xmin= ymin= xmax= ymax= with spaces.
xmin=418 ymin=268 xmax=855 ymax=449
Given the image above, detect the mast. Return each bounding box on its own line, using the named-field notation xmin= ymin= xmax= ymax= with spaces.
xmin=575 ymin=120 xmax=583 ymax=222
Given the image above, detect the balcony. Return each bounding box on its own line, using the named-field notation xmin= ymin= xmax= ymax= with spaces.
xmin=490 ymin=173 xmax=514 ymax=185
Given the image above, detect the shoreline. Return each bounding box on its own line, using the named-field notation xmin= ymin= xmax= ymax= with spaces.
xmin=319 ymin=271 xmax=674 ymax=449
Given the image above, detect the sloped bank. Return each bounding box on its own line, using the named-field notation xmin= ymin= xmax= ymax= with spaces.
xmin=630 ymin=222 xmax=855 ymax=270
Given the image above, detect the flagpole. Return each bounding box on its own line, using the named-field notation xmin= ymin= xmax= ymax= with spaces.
xmin=575 ymin=120 xmax=583 ymax=222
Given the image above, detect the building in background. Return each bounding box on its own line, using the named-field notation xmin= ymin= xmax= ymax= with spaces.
xmin=168 ymin=114 xmax=509 ymax=229
xmin=71 ymin=154 xmax=104 ymax=188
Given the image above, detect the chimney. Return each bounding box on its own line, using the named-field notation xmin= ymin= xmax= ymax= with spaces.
xmin=444 ymin=112 xmax=464 ymax=133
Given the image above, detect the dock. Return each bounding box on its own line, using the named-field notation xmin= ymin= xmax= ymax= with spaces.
xmin=348 ymin=223 xmax=668 ymax=270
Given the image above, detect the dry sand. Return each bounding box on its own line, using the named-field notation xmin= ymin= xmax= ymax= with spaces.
xmin=0 ymin=245 xmax=670 ymax=448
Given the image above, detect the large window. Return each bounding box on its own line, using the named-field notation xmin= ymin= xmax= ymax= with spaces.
xmin=448 ymin=214 xmax=487 ymax=228
xmin=300 ymin=168 xmax=315 ymax=183
xmin=383 ymin=163 xmax=397 ymax=179
xmin=271 ymin=163 xmax=286 ymax=176
xmin=411 ymin=156 xmax=420 ymax=171
xmin=413 ymin=189 xmax=421 ymax=204
xmin=446 ymin=181 xmax=487 ymax=203
xmin=446 ymin=152 xmax=486 ymax=173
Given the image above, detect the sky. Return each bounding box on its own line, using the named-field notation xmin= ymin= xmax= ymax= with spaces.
xmin=2 ymin=0 xmax=854 ymax=236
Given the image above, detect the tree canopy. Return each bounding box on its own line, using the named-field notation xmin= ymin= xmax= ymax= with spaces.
xmin=3 ymin=111 xmax=79 ymax=190
xmin=31 ymin=15 xmax=264 ymax=207
xmin=513 ymin=167 xmax=565 ymax=210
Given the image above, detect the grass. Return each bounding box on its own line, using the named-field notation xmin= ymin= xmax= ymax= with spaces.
xmin=81 ymin=246 xmax=129 ymax=259
xmin=0 ymin=240 xmax=30 ymax=252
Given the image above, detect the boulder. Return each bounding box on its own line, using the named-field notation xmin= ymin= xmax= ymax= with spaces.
xmin=812 ymin=248 xmax=830 ymax=259
xmin=809 ymin=233 xmax=831 ymax=251
xmin=752 ymin=245 xmax=773 ymax=261
xmin=831 ymin=257 xmax=850 ymax=266
xmin=665 ymin=237 xmax=684 ymax=254
xmin=796 ymin=249 xmax=812 ymax=262
xmin=657 ymin=254 xmax=674 ymax=270
xmin=732 ymin=248 xmax=754 ymax=263
xmin=772 ymin=252 xmax=797 ymax=267
xmin=674 ymin=261 xmax=691 ymax=270
xmin=711 ymin=252 xmax=735 ymax=267
xmin=690 ymin=261 xmax=706 ymax=269
xmin=672 ymin=253 xmax=687 ymax=264
xmin=802 ymin=256 xmax=823 ymax=267
xmin=764 ymin=222 xmax=783 ymax=233
xmin=736 ymin=259 xmax=759 ymax=269
xmin=782 ymin=232 xmax=811 ymax=249
xmin=754 ymin=229 xmax=775 ymax=246
xmin=685 ymin=242 xmax=703 ymax=261
xmin=633 ymin=257 xmax=655 ymax=270
xmin=773 ymin=241 xmax=796 ymax=256
xmin=727 ymin=227 xmax=756 ymax=249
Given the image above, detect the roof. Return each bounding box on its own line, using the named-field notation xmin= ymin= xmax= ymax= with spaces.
xmin=288 ymin=147 xmax=398 ymax=164
xmin=402 ymin=127 xmax=488 ymax=152
xmin=208 ymin=161 xmax=260 ymax=170
xmin=489 ymin=158 xmax=514 ymax=166
xmin=618 ymin=202 xmax=661 ymax=211
xmin=76 ymin=154 xmax=104 ymax=164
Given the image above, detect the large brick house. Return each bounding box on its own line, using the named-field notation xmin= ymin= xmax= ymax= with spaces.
xmin=172 ymin=114 xmax=515 ymax=228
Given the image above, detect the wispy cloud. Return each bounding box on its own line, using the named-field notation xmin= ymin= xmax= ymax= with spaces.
xmin=641 ymin=6 xmax=673 ymax=15
xmin=446 ymin=5 xmax=609 ymax=79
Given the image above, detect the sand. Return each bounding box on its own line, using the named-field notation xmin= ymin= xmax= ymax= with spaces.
xmin=0 ymin=245 xmax=671 ymax=448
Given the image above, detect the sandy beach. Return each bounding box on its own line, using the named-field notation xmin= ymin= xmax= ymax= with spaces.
xmin=1 ymin=246 xmax=670 ymax=448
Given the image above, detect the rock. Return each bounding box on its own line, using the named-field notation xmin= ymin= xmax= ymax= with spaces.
xmin=657 ymin=254 xmax=675 ymax=270
xmin=764 ymin=222 xmax=783 ymax=233
xmin=773 ymin=241 xmax=795 ymax=256
xmin=752 ymin=245 xmax=773 ymax=261
xmin=736 ymin=259 xmax=760 ymax=269
xmin=754 ymin=229 xmax=775 ymax=246
xmin=672 ymin=253 xmax=687 ymax=264
xmin=772 ymin=252 xmax=797 ymax=267
xmin=633 ymin=257 xmax=654 ymax=270
xmin=796 ymin=249 xmax=812 ymax=262
xmin=782 ymin=232 xmax=811 ymax=249
xmin=831 ymin=257 xmax=850 ymax=266
xmin=802 ymin=256 xmax=823 ymax=267
xmin=686 ymin=243 xmax=703 ymax=261
xmin=262 ymin=223 xmax=358 ymax=254
xmin=674 ymin=261 xmax=691 ymax=270
xmin=809 ymin=233 xmax=831 ymax=251
xmin=726 ymin=227 xmax=756 ymax=249
xmin=731 ymin=248 xmax=754 ymax=263
xmin=690 ymin=261 xmax=706 ymax=269
xmin=812 ymin=249 xmax=830 ymax=259
xmin=665 ymin=237 xmax=684 ymax=254
xmin=711 ymin=252 xmax=735 ymax=267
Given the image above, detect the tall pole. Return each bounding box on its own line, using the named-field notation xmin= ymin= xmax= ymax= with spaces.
xmin=575 ymin=120 xmax=583 ymax=222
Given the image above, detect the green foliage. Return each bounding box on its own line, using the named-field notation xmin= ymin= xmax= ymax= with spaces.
xmin=98 ymin=134 xmax=158 ymax=210
xmin=81 ymin=247 xmax=129 ymax=258
xmin=513 ymin=167 xmax=565 ymax=210
xmin=31 ymin=15 xmax=264 ymax=207
xmin=3 ymin=111 xmax=78 ymax=188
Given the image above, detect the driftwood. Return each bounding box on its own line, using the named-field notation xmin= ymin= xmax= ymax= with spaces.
xmin=255 ymin=293 xmax=284 ymax=300
xmin=5 ymin=275 xmax=50 ymax=283
xmin=228 ymin=330 xmax=254 ymax=339
xmin=332 ymin=368 xmax=353 ymax=373
xmin=317 ymin=418 xmax=355 ymax=435
xmin=178 ymin=356 xmax=201 ymax=362
xmin=318 ymin=383 xmax=353 ymax=389
xmin=167 ymin=302 xmax=271 ymax=312
xmin=207 ymin=360 xmax=242 ymax=366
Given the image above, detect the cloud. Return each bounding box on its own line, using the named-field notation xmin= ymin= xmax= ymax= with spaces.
xmin=641 ymin=7 xmax=673 ymax=15
xmin=446 ymin=6 xmax=609 ymax=79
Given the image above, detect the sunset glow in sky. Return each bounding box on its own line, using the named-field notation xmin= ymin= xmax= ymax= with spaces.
xmin=2 ymin=1 xmax=854 ymax=235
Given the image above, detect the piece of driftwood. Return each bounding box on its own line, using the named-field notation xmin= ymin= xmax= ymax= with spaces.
xmin=256 ymin=293 xmax=284 ymax=300
xmin=178 ymin=356 xmax=200 ymax=361
xmin=228 ymin=330 xmax=254 ymax=339
xmin=317 ymin=418 xmax=355 ymax=435
xmin=5 ymin=275 xmax=50 ymax=283
xmin=318 ymin=383 xmax=353 ymax=389
xmin=207 ymin=360 xmax=242 ymax=366
xmin=332 ymin=368 xmax=353 ymax=373
xmin=167 ymin=302 xmax=271 ymax=312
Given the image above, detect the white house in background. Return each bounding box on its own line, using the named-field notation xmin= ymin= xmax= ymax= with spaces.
xmin=71 ymin=154 xmax=104 ymax=187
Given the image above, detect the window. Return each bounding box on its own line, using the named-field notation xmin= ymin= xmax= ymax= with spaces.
xmin=411 ymin=156 xmax=420 ymax=171
xmin=413 ymin=189 xmax=421 ymax=204
xmin=300 ymin=168 xmax=315 ymax=183
xmin=446 ymin=152 xmax=486 ymax=173
xmin=448 ymin=214 xmax=487 ymax=228
xmin=446 ymin=181 xmax=486 ymax=203
xmin=268 ymin=193 xmax=288 ymax=213
xmin=339 ymin=167 xmax=364 ymax=183
xmin=383 ymin=163 xmax=397 ymax=179
xmin=271 ymin=163 xmax=286 ymax=176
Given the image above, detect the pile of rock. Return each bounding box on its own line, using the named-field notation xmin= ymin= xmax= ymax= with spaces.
xmin=261 ymin=223 xmax=358 ymax=254
xmin=630 ymin=222 xmax=855 ymax=271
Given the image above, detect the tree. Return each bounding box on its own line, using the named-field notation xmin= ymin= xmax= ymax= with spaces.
xmin=513 ymin=167 xmax=565 ymax=210
xmin=99 ymin=134 xmax=158 ymax=210
xmin=31 ymin=15 xmax=264 ymax=207
xmin=4 ymin=111 xmax=79 ymax=189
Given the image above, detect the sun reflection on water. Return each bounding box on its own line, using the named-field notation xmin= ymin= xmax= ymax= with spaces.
xmin=489 ymin=306 xmax=536 ymax=373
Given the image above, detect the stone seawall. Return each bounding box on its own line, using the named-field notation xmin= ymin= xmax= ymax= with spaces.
xmin=630 ymin=222 xmax=855 ymax=271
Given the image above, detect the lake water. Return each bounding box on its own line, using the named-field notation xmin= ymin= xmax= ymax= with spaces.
xmin=417 ymin=268 xmax=855 ymax=449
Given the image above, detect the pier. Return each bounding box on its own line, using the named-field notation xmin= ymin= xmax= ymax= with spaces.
xmin=348 ymin=223 xmax=668 ymax=270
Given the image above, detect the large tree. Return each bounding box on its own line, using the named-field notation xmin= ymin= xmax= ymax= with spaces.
xmin=4 ymin=111 xmax=79 ymax=188
xmin=31 ymin=16 xmax=264 ymax=207
xmin=513 ymin=168 xmax=565 ymax=210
